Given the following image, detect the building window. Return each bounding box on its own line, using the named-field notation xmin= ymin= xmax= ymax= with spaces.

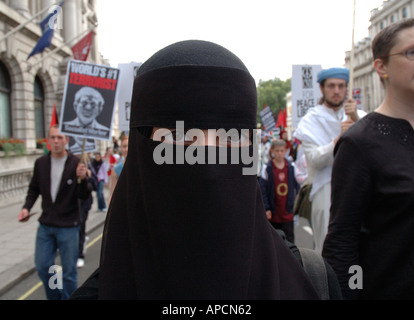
xmin=0 ymin=62 xmax=11 ymax=138
xmin=34 ymin=76 xmax=45 ymax=139
xmin=381 ymin=21 xmax=385 ymax=30
xmin=403 ymin=7 xmax=408 ymax=19
xmin=391 ymin=15 xmax=395 ymax=23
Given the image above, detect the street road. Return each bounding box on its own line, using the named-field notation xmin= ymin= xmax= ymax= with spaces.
xmin=0 ymin=224 xmax=103 ymax=300
xmin=0 ymin=216 xmax=313 ymax=300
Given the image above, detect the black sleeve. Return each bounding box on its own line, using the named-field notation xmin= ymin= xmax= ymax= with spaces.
xmin=322 ymin=136 xmax=372 ymax=300
xmin=77 ymin=176 xmax=93 ymax=200
xmin=23 ymin=159 xmax=40 ymax=211
xmin=69 ymin=268 xmax=99 ymax=300
xmin=259 ymin=175 xmax=271 ymax=211
xmin=324 ymin=260 xmax=343 ymax=300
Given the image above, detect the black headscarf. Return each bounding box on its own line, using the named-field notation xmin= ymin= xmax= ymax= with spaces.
xmin=98 ymin=40 xmax=319 ymax=299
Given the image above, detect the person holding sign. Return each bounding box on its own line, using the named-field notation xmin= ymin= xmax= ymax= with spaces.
xmin=17 ymin=124 xmax=92 ymax=300
xmin=323 ymin=19 xmax=414 ymax=299
xmin=293 ymin=67 xmax=366 ymax=254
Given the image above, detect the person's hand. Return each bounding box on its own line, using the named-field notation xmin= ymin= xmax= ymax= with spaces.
xmin=344 ymin=99 xmax=359 ymax=122
xmin=341 ymin=119 xmax=355 ymax=134
xmin=18 ymin=208 xmax=30 ymax=223
xmin=76 ymin=163 xmax=87 ymax=180
xmin=266 ymin=210 xmax=272 ymax=220
xmin=334 ymin=119 xmax=356 ymax=145
xmin=334 ymin=119 xmax=355 ymax=145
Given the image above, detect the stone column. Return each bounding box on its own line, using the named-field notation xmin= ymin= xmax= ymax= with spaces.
xmin=63 ymin=0 xmax=78 ymax=46
xmin=10 ymin=0 xmax=31 ymax=18
xmin=41 ymin=0 xmax=55 ymax=17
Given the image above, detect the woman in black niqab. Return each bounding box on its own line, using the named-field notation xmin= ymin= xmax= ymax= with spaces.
xmin=96 ymin=40 xmax=319 ymax=299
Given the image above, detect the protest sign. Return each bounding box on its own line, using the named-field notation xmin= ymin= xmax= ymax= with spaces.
xmin=117 ymin=62 xmax=142 ymax=132
xmin=291 ymin=65 xmax=322 ymax=128
xmin=260 ymin=106 xmax=277 ymax=133
xmin=352 ymin=88 xmax=363 ymax=110
xmin=68 ymin=136 xmax=96 ymax=155
xmin=60 ymin=60 xmax=120 ymax=141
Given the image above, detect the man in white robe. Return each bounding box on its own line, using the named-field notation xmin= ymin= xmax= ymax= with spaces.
xmin=294 ymin=67 xmax=366 ymax=253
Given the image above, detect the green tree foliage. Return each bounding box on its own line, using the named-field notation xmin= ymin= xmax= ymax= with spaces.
xmin=257 ymin=78 xmax=291 ymax=123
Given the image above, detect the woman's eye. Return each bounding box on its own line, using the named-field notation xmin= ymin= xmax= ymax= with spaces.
xmin=406 ymin=48 xmax=414 ymax=59
xmin=171 ymin=130 xmax=185 ymax=142
xmin=227 ymin=132 xmax=242 ymax=143
xmin=164 ymin=130 xmax=193 ymax=144
xmin=220 ymin=130 xmax=251 ymax=146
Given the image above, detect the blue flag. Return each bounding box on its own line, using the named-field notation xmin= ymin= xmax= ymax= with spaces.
xmin=27 ymin=1 xmax=64 ymax=60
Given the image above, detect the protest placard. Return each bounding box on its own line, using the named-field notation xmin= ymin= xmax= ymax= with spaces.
xmin=68 ymin=136 xmax=96 ymax=155
xmin=117 ymin=62 xmax=142 ymax=132
xmin=60 ymin=60 xmax=120 ymax=141
xmin=291 ymin=65 xmax=322 ymax=128
xmin=260 ymin=106 xmax=277 ymax=133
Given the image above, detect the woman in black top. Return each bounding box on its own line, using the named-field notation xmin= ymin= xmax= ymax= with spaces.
xmin=72 ymin=40 xmax=325 ymax=300
xmin=323 ymin=18 xmax=414 ymax=300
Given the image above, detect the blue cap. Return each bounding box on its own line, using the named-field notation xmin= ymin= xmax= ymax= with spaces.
xmin=317 ymin=67 xmax=349 ymax=84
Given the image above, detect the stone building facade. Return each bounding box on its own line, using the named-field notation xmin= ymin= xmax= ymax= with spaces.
xmin=287 ymin=0 xmax=414 ymax=137
xmin=0 ymin=0 xmax=107 ymax=207
xmin=345 ymin=0 xmax=414 ymax=112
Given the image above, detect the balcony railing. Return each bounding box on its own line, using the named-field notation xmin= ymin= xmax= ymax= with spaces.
xmin=0 ymin=168 xmax=33 ymax=208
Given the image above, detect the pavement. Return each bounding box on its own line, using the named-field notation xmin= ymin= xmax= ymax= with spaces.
xmin=0 ymin=187 xmax=109 ymax=296
xmin=0 ymin=184 xmax=314 ymax=297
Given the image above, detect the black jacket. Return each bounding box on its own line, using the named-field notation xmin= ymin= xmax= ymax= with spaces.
xmin=259 ymin=160 xmax=299 ymax=214
xmin=23 ymin=152 xmax=92 ymax=228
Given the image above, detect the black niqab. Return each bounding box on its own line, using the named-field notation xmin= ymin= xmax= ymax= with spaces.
xmin=98 ymin=40 xmax=319 ymax=299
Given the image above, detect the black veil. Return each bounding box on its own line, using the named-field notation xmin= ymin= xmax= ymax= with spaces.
xmin=96 ymin=40 xmax=319 ymax=299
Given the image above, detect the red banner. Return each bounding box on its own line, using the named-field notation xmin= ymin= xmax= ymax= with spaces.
xmin=71 ymin=31 xmax=93 ymax=61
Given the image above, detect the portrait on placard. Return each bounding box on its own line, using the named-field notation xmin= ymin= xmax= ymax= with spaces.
xmin=60 ymin=60 xmax=120 ymax=141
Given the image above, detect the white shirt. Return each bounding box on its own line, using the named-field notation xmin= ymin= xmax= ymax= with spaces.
xmin=294 ymin=104 xmax=366 ymax=200
xmin=51 ymin=155 xmax=67 ymax=203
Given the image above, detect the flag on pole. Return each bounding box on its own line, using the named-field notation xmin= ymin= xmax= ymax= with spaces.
xmin=47 ymin=102 xmax=59 ymax=151
xmin=27 ymin=1 xmax=64 ymax=60
xmin=71 ymin=30 xmax=94 ymax=61
xmin=50 ymin=102 xmax=58 ymax=127
xmin=276 ymin=108 xmax=287 ymax=129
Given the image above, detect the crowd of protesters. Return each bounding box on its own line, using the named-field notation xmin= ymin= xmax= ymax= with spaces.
xmin=17 ymin=19 xmax=414 ymax=300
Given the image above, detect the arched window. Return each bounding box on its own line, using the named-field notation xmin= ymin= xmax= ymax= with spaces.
xmin=34 ymin=76 xmax=45 ymax=139
xmin=0 ymin=62 xmax=11 ymax=138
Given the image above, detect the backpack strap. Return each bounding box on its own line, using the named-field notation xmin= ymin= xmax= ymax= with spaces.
xmin=298 ymin=247 xmax=329 ymax=300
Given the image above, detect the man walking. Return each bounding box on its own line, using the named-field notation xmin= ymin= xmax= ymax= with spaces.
xmin=294 ymin=67 xmax=366 ymax=253
xmin=18 ymin=124 xmax=91 ymax=300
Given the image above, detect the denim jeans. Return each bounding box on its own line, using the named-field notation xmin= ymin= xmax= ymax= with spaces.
xmin=35 ymin=224 xmax=80 ymax=300
xmin=97 ymin=180 xmax=106 ymax=211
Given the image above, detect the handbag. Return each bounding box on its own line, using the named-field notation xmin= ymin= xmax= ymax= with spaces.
xmin=293 ymin=183 xmax=312 ymax=223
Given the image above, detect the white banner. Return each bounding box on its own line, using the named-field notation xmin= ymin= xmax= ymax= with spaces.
xmin=117 ymin=62 xmax=142 ymax=132
xmin=291 ymin=65 xmax=322 ymax=128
